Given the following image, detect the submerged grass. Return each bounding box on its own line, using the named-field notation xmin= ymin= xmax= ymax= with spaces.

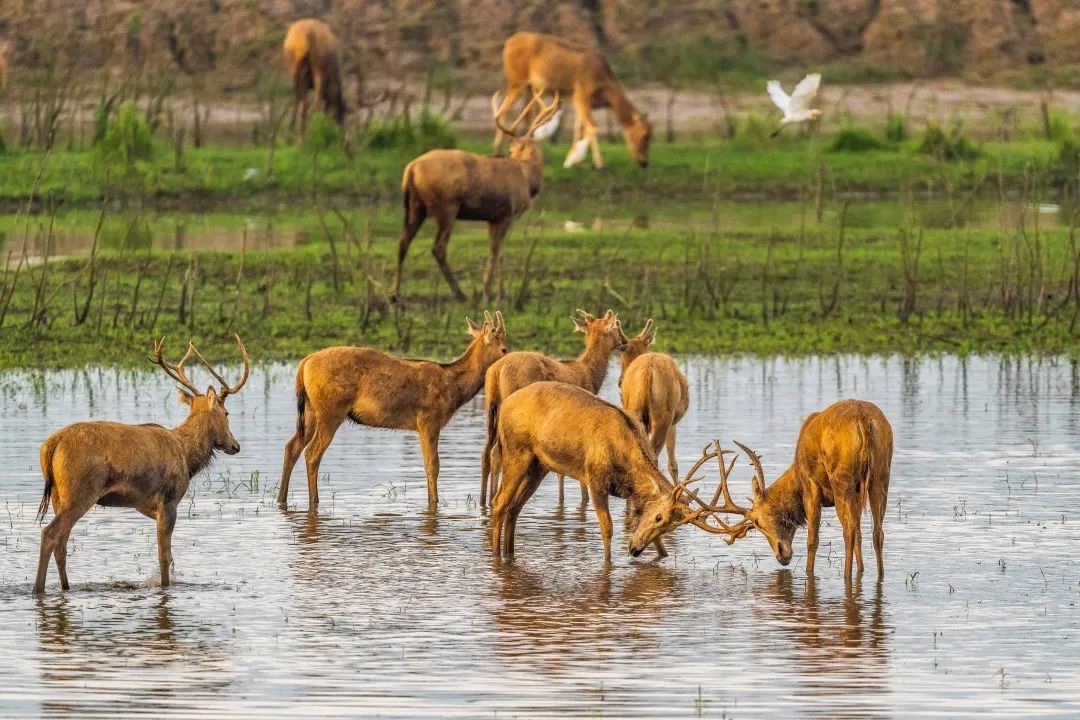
xmin=1 ymin=206 xmax=1078 ymax=369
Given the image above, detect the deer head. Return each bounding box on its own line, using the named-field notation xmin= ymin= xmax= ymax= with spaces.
xmin=571 ymin=308 xmax=628 ymax=351
xmin=626 ymin=442 xmax=752 ymax=556
xmin=149 ymin=334 xmax=251 ymax=455
xmin=466 ymin=310 xmax=508 ymax=364
xmin=625 ymin=114 xmax=653 ymax=168
xmin=732 ymin=442 xmax=799 ymax=566
xmin=619 ymin=319 xmax=655 ymax=371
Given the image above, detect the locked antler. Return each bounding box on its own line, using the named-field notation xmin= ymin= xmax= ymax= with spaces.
xmin=673 ymin=440 xmax=754 ymax=544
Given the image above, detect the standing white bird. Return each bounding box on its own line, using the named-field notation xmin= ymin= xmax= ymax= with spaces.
xmin=766 ymin=73 xmax=823 ymax=137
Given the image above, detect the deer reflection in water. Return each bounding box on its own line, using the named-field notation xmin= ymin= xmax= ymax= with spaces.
xmin=755 ymin=571 xmax=891 ymax=715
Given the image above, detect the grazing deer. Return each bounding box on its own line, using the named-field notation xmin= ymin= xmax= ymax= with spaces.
xmin=278 ymin=311 xmax=507 ymax=508
xmin=283 ymin=18 xmax=346 ymax=141
xmin=489 ymin=381 xmax=734 ymax=561
xmin=494 ymin=31 xmax=652 ymax=169
xmin=706 ymin=400 xmax=894 ymax=581
xmin=390 ymin=90 xmax=560 ymax=303
xmin=618 ymin=319 xmax=688 ymax=481
xmin=480 ymin=309 xmax=627 ymax=507
xmin=33 ymin=336 xmax=250 ymax=594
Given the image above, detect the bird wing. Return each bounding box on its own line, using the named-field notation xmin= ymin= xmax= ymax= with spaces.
xmin=531 ymin=108 xmax=562 ymax=141
xmin=788 ymin=73 xmax=821 ymax=114
xmin=564 ymin=138 xmax=590 ymax=168
xmin=766 ymin=81 xmax=790 ymax=113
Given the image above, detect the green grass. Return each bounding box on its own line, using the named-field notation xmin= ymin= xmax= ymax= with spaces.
xmin=0 ymin=135 xmax=1063 ymax=211
xmin=1 ymin=202 xmax=1076 ymax=369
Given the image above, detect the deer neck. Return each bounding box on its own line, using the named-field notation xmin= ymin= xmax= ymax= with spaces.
xmin=603 ymin=84 xmax=640 ymax=128
xmin=444 ymin=341 xmax=490 ymax=410
xmin=770 ymin=466 xmax=808 ymax=528
xmin=573 ymin=336 xmax=616 ymax=393
xmin=171 ymin=413 xmax=217 ymax=478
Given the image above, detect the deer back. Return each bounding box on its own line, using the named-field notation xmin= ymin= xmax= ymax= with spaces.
xmin=795 ymin=399 xmax=893 ymax=507
xmin=406 ymin=149 xmax=532 ymax=221
xmin=620 ymin=353 xmax=688 ymax=423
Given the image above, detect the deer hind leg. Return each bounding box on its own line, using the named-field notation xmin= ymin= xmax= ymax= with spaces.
xmin=664 ymin=425 xmax=679 ymax=481
xmin=417 ymin=419 xmax=442 ymax=508
xmin=431 ymin=209 xmax=466 ymax=302
xmin=483 ymin=217 xmax=512 ymax=301
xmin=156 ymin=503 xmax=178 ymax=588
xmin=278 ymin=408 xmax=314 ymax=505
xmin=504 ymin=460 xmax=546 ymax=557
xmin=303 ymin=412 xmax=346 ymax=507
xmin=491 ymin=448 xmax=531 ymax=556
xmin=870 ymin=470 xmax=890 ymax=579
xmin=35 ymin=496 xmax=91 ymax=594
xmin=835 ymin=493 xmax=863 ymax=582
xmin=482 ymin=442 xmax=503 ymax=508
xmin=391 ymin=201 xmax=427 ymax=303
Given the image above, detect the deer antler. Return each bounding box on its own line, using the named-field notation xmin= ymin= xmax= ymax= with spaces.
xmin=185 ymin=334 xmax=251 ymax=399
xmin=149 ymin=337 xmax=202 ymax=396
xmin=492 ymin=88 xmax=561 ymax=138
xmin=673 ymin=440 xmax=754 ymax=544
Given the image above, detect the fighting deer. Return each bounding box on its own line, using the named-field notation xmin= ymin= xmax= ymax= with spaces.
xmin=489 ymin=381 xmax=738 ymax=561
xmin=618 ymin=319 xmax=688 ymax=481
xmin=705 ymin=400 xmax=894 ymax=581
xmin=494 ymin=31 xmax=652 ymax=169
xmin=480 ymin=309 xmax=627 ymax=507
xmin=278 ymin=311 xmax=507 ymax=508
xmin=283 ymin=18 xmax=346 ymax=141
xmin=390 ymin=90 xmax=560 ymax=303
xmin=34 ymin=336 xmax=250 ymax=594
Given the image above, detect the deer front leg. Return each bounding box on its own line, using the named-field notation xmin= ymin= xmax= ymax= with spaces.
xmin=804 ymin=486 xmax=822 ymax=577
xmin=156 ymin=504 xmax=177 ymax=587
xmin=588 ymin=485 xmax=613 ymax=562
xmin=652 ymin=537 xmax=668 ymax=558
xmin=417 ymin=420 xmax=442 ymax=507
xmin=431 ymin=210 xmax=466 ymax=302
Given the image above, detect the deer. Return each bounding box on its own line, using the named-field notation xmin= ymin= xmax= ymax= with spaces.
xmin=493 ymin=31 xmax=653 ymax=169
xmin=489 ymin=381 xmax=744 ymax=561
xmin=33 ymin=336 xmax=250 ymax=594
xmin=389 ymin=90 xmax=560 ymax=304
xmin=278 ymin=311 xmax=507 ymax=509
xmin=703 ymin=400 xmax=894 ymax=582
xmin=480 ymin=309 xmax=627 ymax=508
xmin=618 ymin=319 xmax=688 ymax=481
xmin=283 ymin=18 xmax=346 ymax=141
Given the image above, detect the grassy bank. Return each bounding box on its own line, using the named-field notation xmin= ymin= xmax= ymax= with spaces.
xmin=0 ymin=133 xmax=1064 ymax=211
xmin=1 ymin=204 xmax=1077 ymax=369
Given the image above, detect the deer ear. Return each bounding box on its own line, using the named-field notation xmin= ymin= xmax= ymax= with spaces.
xmin=177 ymin=388 xmax=194 ymax=406
xmin=642 ymin=319 xmax=657 ymax=344
xmin=466 ymin=316 xmax=484 ymax=337
xmin=206 ymin=387 xmax=219 ymax=408
xmin=571 ymin=315 xmax=587 ymax=333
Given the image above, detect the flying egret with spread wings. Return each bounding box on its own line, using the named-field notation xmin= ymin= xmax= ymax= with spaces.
xmin=767 ymin=73 xmax=823 ymax=137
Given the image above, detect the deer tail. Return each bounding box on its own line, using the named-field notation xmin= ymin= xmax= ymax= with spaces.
xmin=402 ymin=165 xmax=420 ymax=223
xmin=37 ymin=437 xmax=59 ymax=523
xmin=294 ymin=360 xmax=309 ymax=441
xmin=480 ymin=372 xmax=500 ymax=494
xmin=855 ymin=417 xmax=875 ymax=514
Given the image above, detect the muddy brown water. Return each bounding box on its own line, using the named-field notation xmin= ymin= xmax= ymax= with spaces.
xmin=0 ymin=356 xmax=1078 ymax=717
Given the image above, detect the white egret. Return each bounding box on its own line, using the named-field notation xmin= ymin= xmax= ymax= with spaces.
xmin=766 ymin=73 xmax=823 ymax=137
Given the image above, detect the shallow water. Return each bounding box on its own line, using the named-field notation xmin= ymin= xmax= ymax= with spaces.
xmin=0 ymin=356 xmax=1078 ymax=718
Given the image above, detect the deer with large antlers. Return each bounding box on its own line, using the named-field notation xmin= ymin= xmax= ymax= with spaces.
xmin=480 ymin=309 xmax=627 ymax=508
xmin=704 ymin=400 xmax=894 ymax=581
xmin=278 ymin=312 xmax=507 ymax=508
xmin=390 ymin=90 xmax=560 ymax=303
xmin=489 ymin=381 xmax=733 ymax=561
xmin=33 ymin=336 xmax=250 ymax=594
xmin=494 ymin=32 xmax=652 ymax=169
xmin=618 ymin=320 xmax=688 ymax=481
xmin=283 ymin=19 xmax=347 ymax=141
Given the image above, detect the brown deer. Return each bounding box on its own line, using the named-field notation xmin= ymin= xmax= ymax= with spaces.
xmin=706 ymin=400 xmax=894 ymax=581
xmin=33 ymin=336 xmax=250 ymax=594
xmin=278 ymin=311 xmax=507 ymax=508
xmin=618 ymin=319 xmax=688 ymax=481
xmin=283 ymin=18 xmax=346 ymax=141
xmin=494 ymin=31 xmax=652 ymax=169
xmin=479 ymin=309 xmax=627 ymax=507
xmin=390 ymin=90 xmax=560 ymax=303
xmin=489 ymin=381 xmax=739 ymax=561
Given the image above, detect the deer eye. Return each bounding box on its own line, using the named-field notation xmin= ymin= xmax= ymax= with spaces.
xmin=655 ymin=514 xmax=663 ymax=523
